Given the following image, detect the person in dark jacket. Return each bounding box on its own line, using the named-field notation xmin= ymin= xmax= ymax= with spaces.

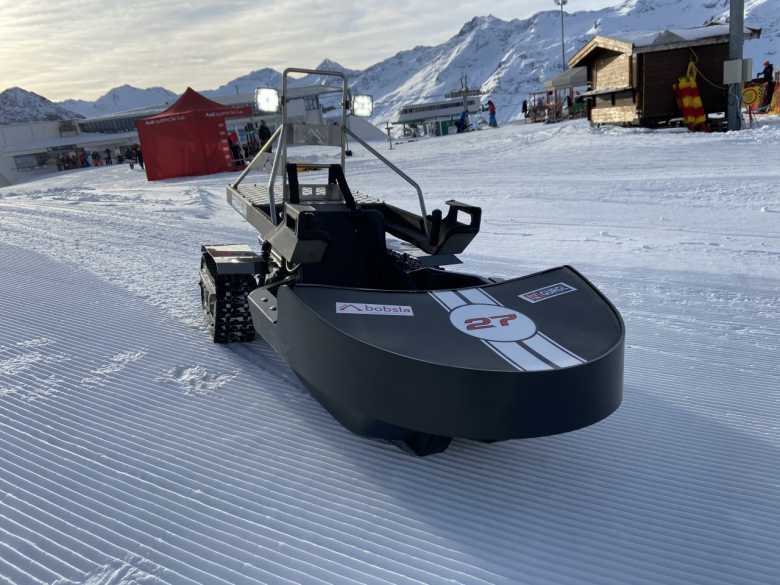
xmin=104 ymin=148 xmax=112 ymax=166
xmin=487 ymin=100 xmax=498 ymax=127
xmin=257 ymin=120 xmax=272 ymax=151
xmin=761 ymin=60 xmax=774 ymax=83
xmin=457 ymin=110 xmax=469 ymax=133
xmin=135 ymin=146 xmax=144 ymax=169
xmin=522 ymin=99 xmax=529 ymax=119
xmin=761 ymin=60 xmax=775 ymax=107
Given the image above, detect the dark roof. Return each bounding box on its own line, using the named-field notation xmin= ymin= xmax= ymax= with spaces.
xmin=570 ymin=25 xmax=762 ymax=68
xmin=544 ymin=67 xmax=589 ymax=91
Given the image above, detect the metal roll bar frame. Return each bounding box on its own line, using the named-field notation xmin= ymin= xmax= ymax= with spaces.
xmin=231 ymin=67 xmax=430 ymax=237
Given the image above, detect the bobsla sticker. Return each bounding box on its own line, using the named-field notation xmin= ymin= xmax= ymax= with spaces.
xmin=336 ymin=303 xmax=414 ymax=316
xmin=519 ymin=283 xmax=577 ymax=304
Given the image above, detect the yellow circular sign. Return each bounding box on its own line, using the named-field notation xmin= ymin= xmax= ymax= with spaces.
xmin=742 ymin=85 xmax=762 ymax=106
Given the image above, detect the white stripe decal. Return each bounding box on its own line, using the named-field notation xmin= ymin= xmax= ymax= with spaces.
xmin=487 ymin=341 xmax=552 ymax=372
xmin=428 ymin=292 xmax=451 ymax=311
xmin=477 ymin=288 xmax=502 ymax=306
xmin=482 ymin=341 xmax=525 ymax=371
xmin=430 ymin=290 xmax=467 ymax=310
xmin=524 ymin=334 xmax=584 ymax=368
xmin=538 ymin=332 xmax=585 ymax=363
xmin=431 ymin=288 xmax=584 ymax=372
xmin=460 ymin=288 xmax=498 ymax=305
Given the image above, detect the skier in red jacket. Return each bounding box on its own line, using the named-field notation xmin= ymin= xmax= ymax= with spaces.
xmin=487 ymin=100 xmax=498 ymax=127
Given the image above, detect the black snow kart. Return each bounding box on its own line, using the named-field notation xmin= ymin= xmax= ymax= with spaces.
xmin=199 ymin=68 xmax=624 ymax=455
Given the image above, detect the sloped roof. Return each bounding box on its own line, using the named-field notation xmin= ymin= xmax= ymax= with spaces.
xmin=144 ymin=87 xmax=238 ymax=120
xmin=570 ymin=25 xmax=762 ymax=68
xmin=544 ymin=67 xmax=589 ymax=91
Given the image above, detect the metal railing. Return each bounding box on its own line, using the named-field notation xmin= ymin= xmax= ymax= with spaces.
xmin=345 ymin=127 xmax=429 ymax=236
xmin=230 ymin=67 xmax=430 ymax=236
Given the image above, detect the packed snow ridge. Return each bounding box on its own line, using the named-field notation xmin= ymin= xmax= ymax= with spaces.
xmin=0 ymin=118 xmax=778 ymax=585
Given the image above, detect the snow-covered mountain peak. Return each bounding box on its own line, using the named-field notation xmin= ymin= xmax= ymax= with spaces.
xmin=59 ymin=85 xmax=177 ymax=118
xmin=0 ymin=87 xmax=81 ymax=125
xmin=457 ymin=15 xmax=504 ymax=36
xmin=4 ymin=0 xmax=778 ymax=124
xmin=203 ymin=68 xmax=283 ymax=98
xmin=314 ymin=59 xmax=359 ymax=76
xmin=348 ymin=0 xmax=777 ymax=123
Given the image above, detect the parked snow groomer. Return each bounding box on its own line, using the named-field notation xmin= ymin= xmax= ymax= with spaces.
xmin=199 ymin=67 xmax=625 ymax=456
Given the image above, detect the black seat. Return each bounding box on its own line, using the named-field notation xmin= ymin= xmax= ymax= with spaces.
xmin=297 ymin=208 xmax=390 ymax=288
xmin=289 ymin=163 xmax=413 ymax=290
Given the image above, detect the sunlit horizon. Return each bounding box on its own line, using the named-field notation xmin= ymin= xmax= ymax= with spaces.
xmin=0 ymin=0 xmax=616 ymax=101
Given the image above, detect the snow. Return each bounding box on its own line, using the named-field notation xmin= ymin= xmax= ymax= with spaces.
xmin=2 ymin=1 xmax=768 ymax=127
xmin=0 ymin=88 xmax=81 ymax=125
xmin=349 ymin=0 xmax=776 ymax=124
xmin=53 ymin=61 xmax=360 ymax=121
xmin=60 ymin=86 xmax=178 ymax=119
xmin=1 ymin=119 xmax=779 ymax=585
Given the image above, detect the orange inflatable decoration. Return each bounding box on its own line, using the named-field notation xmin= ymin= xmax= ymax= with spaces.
xmin=771 ymin=84 xmax=780 ymax=114
xmin=673 ymin=62 xmax=708 ymax=132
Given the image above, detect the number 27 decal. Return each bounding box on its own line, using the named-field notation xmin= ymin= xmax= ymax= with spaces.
xmin=465 ymin=314 xmax=517 ymax=331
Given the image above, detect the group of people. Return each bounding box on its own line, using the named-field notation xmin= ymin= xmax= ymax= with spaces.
xmin=55 ymin=145 xmax=144 ymax=172
xmin=455 ymin=100 xmax=499 ymax=133
xmin=227 ymin=120 xmax=273 ymax=166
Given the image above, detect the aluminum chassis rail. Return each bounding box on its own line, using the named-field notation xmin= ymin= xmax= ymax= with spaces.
xmin=230 ymin=68 xmax=429 ymax=237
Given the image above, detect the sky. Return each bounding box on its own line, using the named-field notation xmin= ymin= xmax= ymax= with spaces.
xmin=0 ymin=0 xmax=617 ymax=101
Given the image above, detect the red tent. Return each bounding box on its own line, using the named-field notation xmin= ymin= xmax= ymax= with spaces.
xmin=136 ymin=87 xmax=252 ymax=181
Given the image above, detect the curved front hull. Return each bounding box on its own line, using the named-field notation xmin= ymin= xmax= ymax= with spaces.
xmin=250 ymin=265 xmax=624 ymax=442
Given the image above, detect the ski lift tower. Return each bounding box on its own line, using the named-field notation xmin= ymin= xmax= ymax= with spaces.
xmin=554 ymin=0 xmax=568 ymax=71
xmin=446 ymin=76 xmax=482 ymax=118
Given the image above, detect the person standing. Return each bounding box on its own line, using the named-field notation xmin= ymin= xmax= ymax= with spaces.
xmin=227 ymin=132 xmax=242 ymax=165
xmin=487 ymin=100 xmax=498 ymax=127
xmin=522 ymin=99 xmax=529 ymax=119
xmin=257 ymin=120 xmax=272 ymax=152
xmin=135 ymin=145 xmax=144 ymax=169
xmin=457 ymin=110 xmax=468 ymax=133
xmin=761 ymin=60 xmax=775 ymax=108
xmin=104 ymin=148 xmax=113 ymax=166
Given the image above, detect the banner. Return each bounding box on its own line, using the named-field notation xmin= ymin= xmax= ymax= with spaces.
xmin=673 ymin=62 xmax=707 ymax=132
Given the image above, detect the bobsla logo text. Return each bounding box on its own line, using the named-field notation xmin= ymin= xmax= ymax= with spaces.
xmin=336 ymin=303 xmax=415 ymax=316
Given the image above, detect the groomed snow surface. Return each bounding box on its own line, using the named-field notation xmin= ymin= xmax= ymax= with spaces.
xmin=1 ymin=120 xmax=778 ymax=585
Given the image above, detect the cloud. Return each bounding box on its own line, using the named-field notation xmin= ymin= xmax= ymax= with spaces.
xmin=0 ymin=0 xmax=614 ymax=100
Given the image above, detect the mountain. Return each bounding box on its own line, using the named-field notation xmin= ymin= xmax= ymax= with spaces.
xmin=349 ymin=0 xmax=776 ymax=123
xmin=59 ymin=85 xmax=178 ymax=118
xmin=0 ymin=87 xmax=82 ymax=125
xmin=202 ymin=68 xmax=282 ymax=98
xmin=5 ymin=1 xmax=778 ymax=124
xmin=46 ymin=59 xmax=358 ymax=117
xmin=202 ymin=60 xmax=359 ymax=98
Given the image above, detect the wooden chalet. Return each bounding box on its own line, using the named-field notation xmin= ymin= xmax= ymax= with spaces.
xmin=568 ymin=24 xmax=762 ymax=126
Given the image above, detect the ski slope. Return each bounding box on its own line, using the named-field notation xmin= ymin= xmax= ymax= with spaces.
xmin=0 ymin=120 xmax=779 ymax=585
